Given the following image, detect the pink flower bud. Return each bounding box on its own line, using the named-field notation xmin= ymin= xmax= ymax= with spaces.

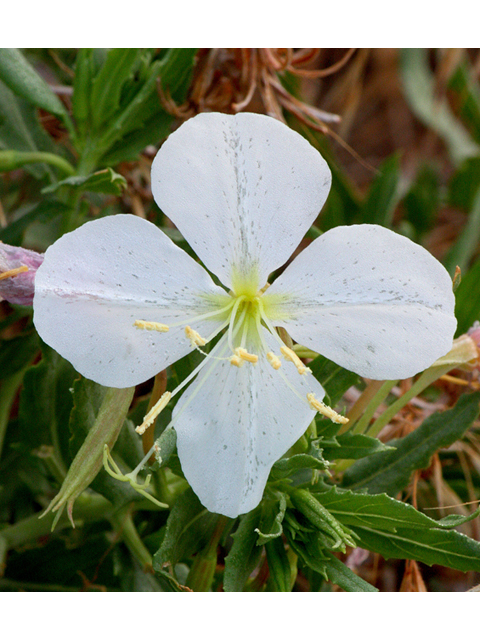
xmin=467 ymin=322 xmax=480 ymax=351
xmin=0 ymin=242 xmax=44 ymax=306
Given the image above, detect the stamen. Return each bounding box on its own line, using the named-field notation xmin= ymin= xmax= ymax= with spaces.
xmin=185 ymin=325 xmax=207 ymax=347
xmin=0 ymin=265 xmax=29 ymax=281
xmin=134 ymin=320 xmax=169 ymax=332
xmin=227 ymin=295 xmax=247 ymax=352
xmin=102 ymin=445 xmax=168 ymax=509
xmin=266 ymin=351 xmax=282 ymax=370
xmin=136 ymin=391 xmax=172 ymax=434
xmin=229 ymin=354 xmax=244 ymax=367
xmin=280 ymin=345 xmax=311 ymax=375
xmin=307 ymin=393 xmax=349 ymax=425
xmin=235 ymin=347 xmax=258 ymax=364
xmin=162 ymin=297 xmax=237 ymax=330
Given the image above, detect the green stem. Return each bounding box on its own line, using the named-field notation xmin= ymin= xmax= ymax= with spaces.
xmin=350 ymin=380 xmax=398 ymax=435
xmin=110 ymin=507 xmax=153 ymax=570
xmin=0 ymin=369 xmax=27 ymax=459
xmin=338 ymin=379 xmax=386 ymax=435
xmin=0 ymin=150 xmax=75 ymax=176
xmin=0 ymin=492 xmax=113 ymax=550
xmin=186 ymin=515 xmax=228 ymax=592
xmin=365 ymin=364 xmax=455 ymax=439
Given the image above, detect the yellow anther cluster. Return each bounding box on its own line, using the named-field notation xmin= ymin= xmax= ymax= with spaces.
xmin=134 ymin=320 xmax=169 ymax=333
xmin=280 ymin=345 xmax=311 ymax=375
xmin=136 ymin=391 xmax=172 ymax=434
xmin=235 ymin=347 xmax=258 ymax=364
xmin=307 ymin=392 xmax=349 ymax=425
xmin=185 ymin=325 xmax=207 ymax=347
xmin=229 ymin=354 xmax=243 ymax=367
xmin=266 ymin=351 xmax=282 ymax=370
xmin=229 ymin=347 xmax=259 ymax=367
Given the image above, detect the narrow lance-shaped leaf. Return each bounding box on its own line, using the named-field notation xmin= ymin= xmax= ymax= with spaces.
xmin=342 ymin=391 xmax=480 ymax=495
xmin=352 ymin=522 xmax=480 ymax=573
xmin=0 ymin=49 xmax=70 ymax=124
xmin=90 ymin=49 xmax=141 ymax=130
xmin=324 ymin=552 xmax=378 ymax=592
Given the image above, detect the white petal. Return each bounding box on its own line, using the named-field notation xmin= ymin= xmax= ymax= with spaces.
xmin=265 ymin=224 xmax=457 ymax=380
xmin=173 ymin=329 xmax=325 ymax=518
xmin=33 ymin=214 xmax=230 ymax=388
xmin=151 ymin=112 xmax=331 ymax=291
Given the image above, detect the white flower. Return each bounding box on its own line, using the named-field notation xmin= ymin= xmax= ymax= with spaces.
xmin=33 ymin=112 xmax=456 ymax=518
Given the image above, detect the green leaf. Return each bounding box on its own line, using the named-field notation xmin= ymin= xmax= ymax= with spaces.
xmin=18 ymin=341 xmax=78 ymax=458
xmin=72 ymin=48 xmax=95 ymax=134
xmin=290 ymin=488 xmax=357 ymax=552
xmin=315 ymin=486 xmax=449 ymax=533
xmin=0 ymin=199 xmax=69 ymax=245
xmin=0 ymin=78 xmax=56 ymax=179
xmin=361 ymin=153 xmax=401 ymax=227
xmin=443 ymin=186 xmax=480 ymax=275
xmin=101 ymin=110 xmax=172 ymax=165
xmin=400 ymin=48 xmax=480 ymax=165
xmin=287 ymin=533 xmax=330 ymax=581
xmin=153 ymin=488 xmax=218 ymax=571
xmin=42 ymin=168 xmax=127 ymax=196
xmin=0 ymin=332 xmax=39 ymax=379
xmin=90 ymin=49 xmax=142 ymax=130
xmin=158 ymin=48 xmax=198 ymax=100
xmin=255 ymin=493 xmax=288 ymax=545
xmin=449 ymin=156 xmax=480 ymax=211
xmin=223 ymin=507 xmax=263 ymax=592
xmin=265 ymin=536 xmax=293 ymax=591
xmin=0 ymin=49 xmax=69 ymax=123
xmin=436 ymin=506 xmax=480 ymax=529
xmin=403 ymin=163 xmax=440 ymax=235
xmin=322 ymin=432 xmax=394 ymax=461
xmin=271 ymin=438 xmax=329 ymax=478
xmin=342 ymin=392 xmax=480 ymax=494
xmin=323 ymin=553 xmax=378 ymax=592
xmin=448 ymin=60 xmax=480 ymax=143
xmin=95 ymin=61 xmax=162 ymax=157
xmin=315 ymin=486 xmax=480 ymax=573
xmin=353 ymin=523 xmax=480 ymax=573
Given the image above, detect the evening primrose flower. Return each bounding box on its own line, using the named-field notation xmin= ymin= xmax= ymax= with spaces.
xmin=33 ymin=112 xmax=456 ymax=518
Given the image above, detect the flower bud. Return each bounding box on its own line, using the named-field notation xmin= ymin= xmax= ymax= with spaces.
xmin=0 ymin=242 xmax=43 ymax=305
xmin=41 ymin=386 xmax=135 ymax=529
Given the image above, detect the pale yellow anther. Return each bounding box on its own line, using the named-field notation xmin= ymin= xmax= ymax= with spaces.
xmin=266 ymin=351 xmax=282 ymax=370
xmin=280 ymin=345 xmax=311 ymax=375
xmin=134 ymin=320 xmax=169 ymax=333
xmin=0 ymin=265 xmax=29 ymax=281
xmin=229 ymin=354 xmax=244 ymax=368
xmin=136 ymin=391 xmax=172 ymax=435
xmin=185 ymin=325 xmax=207 ymax=347
xmin=235 ymin=347 xmax=259 ymax=364
xmin=307 ymin=393 xmax=349 ymax=425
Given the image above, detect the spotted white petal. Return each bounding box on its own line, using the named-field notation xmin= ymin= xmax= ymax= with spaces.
xmin=265 ymin=224 xmax=457 ymax=380
xmin=173 ymin=328 xmax=325 ymax=518
xmin=33 ymin=215 xmax=230 ymax=388
xmin=151 ymin=112 xmax=331 ymax=292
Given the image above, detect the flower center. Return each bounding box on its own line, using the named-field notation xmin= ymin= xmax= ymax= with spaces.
xmin=132 ymin=285 xmax=348 ymax=439
xmin=104 ymin=283 xmax=349 ymax=503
